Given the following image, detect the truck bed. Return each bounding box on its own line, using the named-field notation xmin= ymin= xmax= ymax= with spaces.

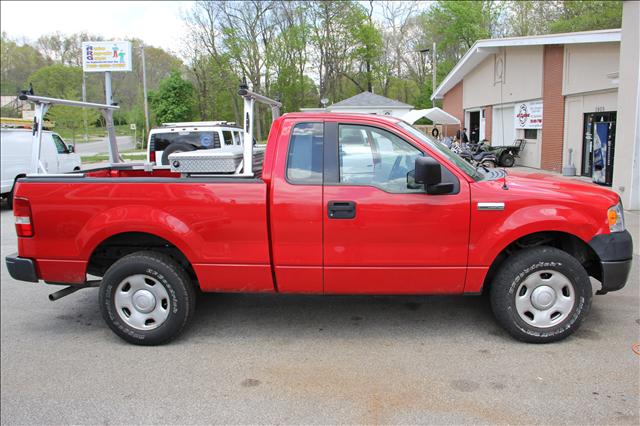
xmin=14 ymin=166 xmax=274 ymax=292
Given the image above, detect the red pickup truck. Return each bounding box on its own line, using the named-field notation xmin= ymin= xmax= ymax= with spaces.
xmin=5 ymin=112 xmax=632 ymax=345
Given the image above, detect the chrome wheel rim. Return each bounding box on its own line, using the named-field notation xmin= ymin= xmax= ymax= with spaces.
xmin=114 ymin=274 xmax=170 ymax=330
xmin=515 ymin=269 xmax=575 ymax=328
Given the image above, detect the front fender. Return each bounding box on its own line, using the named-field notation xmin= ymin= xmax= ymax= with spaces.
xmin=469 ymin=203 xmax=605 ymax=267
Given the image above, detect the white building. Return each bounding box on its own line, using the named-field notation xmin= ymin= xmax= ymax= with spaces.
xmin=433 ymin=17 xmax=639 ymax=209
xmin=302 ymin=92 xmax=414 ymax=118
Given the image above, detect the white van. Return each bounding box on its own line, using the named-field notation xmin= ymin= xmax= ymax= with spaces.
xmin=147 ymin=121 xmax=246 ymax=165
xmin=1 ymin=128 xmax=81 ymax=207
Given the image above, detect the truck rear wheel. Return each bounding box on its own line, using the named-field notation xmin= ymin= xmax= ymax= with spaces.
xmin=99 ymin=251 xmax=196 ymax=345
xmin=490 ymin=246 xmax=592 ymax=343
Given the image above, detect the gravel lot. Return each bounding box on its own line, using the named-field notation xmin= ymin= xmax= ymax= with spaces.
xmin=1 ymin=201 xmax=638 ymax=425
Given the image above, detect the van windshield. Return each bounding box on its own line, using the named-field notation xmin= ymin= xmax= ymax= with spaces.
xmin=398 ymin=122 xmax=482 ymax=181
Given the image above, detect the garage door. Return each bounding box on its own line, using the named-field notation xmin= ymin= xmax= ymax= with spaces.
xmin=492 ymin=105 xmax=515 ymax=147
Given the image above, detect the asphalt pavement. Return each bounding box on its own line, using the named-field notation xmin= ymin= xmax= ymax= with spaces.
xmin=73 ymin=135 xmax=135 ymax=156
xmin=1 ymin=201 xmax=638 ymax=424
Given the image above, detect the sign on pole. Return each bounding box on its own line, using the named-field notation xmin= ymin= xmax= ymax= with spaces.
xmin=82 ymin=41 xmax=133 ymax=72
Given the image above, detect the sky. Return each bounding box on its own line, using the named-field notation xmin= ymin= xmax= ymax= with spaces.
xmin=0 ymin=1 xmax=193 ymax=55
xmin=1 ymin=0 xmax=431 ymax=61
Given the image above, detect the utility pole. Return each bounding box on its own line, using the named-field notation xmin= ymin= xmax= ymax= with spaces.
xmin=141 ymin=44 xmax=150 ymax=148
xmin=82 ymin=71 xmax=88 ymax=142
xmin=432 ymin=41 xmax=437 ymax=108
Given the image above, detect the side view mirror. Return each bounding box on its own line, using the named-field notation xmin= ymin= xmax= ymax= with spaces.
xmin=67 ymin=144 xmax=75 ymax=153
xmin=414 ymin=157 xmax=454 ymax=195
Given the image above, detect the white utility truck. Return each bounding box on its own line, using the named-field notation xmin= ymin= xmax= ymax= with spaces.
xmin=1 ymin=127 xmax=81 ymax=208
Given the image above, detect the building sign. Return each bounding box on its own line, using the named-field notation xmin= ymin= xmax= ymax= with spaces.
xmin=82 ymin=41 xmax=132 ymax=72
xmin=514 ymin=100 xmax=543 ymax=129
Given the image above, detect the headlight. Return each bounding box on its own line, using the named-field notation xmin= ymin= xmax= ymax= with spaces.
xmin=608 ymin=201 xmax=625 ymax=233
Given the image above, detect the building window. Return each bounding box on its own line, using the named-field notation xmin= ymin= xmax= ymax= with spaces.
xmin=524 ymin=129 xmax=538 ymax=140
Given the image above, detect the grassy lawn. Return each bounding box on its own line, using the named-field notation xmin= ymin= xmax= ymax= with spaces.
xmin=81 ymin=149 xmax=146 ymax=164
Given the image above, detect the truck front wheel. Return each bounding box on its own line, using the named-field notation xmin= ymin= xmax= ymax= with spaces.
xmin=99 ymin=251 xmax=196 ymax=345
xmin=490 ymin=246 xmax=592 ymax=343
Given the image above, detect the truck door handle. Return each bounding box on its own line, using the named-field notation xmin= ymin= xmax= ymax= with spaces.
xmin=328 ymin=201 xmax=356 ymax=219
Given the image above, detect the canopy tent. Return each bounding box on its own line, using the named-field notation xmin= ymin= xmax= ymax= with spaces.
xmin=401 ymin=108 xmax=461 ymax=125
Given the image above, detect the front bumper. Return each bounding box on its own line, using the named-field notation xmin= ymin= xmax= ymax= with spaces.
xmin=588 ymin=230 xmax=633 ymax=294
xmin=5 ymin=253 xmax=38 ymax=283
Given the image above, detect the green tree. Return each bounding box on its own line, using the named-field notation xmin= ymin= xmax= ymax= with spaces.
xmin=48 ymin=103 xmax=100 ymax=143
xmin=27 ymin=64 xmax=82 ymax=98
xmin=350 ymin=7 xmax=384 ymax=93
xmin=27 ymin=65 xmax=100 ymax=139
xmin=1 ymin=32 xmax=48 ymax=95
xmin=549 ymin=1 xmax=622 ymax=33
xmin=150 ymin=71 xmax=197 ymax=124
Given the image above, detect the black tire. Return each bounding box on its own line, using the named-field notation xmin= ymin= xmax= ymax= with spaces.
xmin=501 ymin=153 xmax=515 ymax=167
xmin=99 ymin=251 xmax=196 ymax=345
xmin=490 ymin=246 xmax=592 ymax=343
xmin=431 ymin=127 xmax=440 ymax=138
xmin=161 ymin=142 xmax=196 ymax=165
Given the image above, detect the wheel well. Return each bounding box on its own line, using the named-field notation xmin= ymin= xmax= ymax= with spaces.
xmin=482 ymin=231 xmax=601 ymax=293
xmin=87 ymin=232 xmax=198 ymax=284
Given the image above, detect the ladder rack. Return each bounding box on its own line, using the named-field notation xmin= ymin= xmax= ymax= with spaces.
xmin=18 ymin=93 xmax=120 ymax=174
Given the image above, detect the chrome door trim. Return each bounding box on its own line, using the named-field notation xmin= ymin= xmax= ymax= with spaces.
xmin=478 ymin=202 xmax=505 ymax=211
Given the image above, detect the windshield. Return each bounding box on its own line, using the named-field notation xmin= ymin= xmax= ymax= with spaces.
xmin=398 ymin=122 xmax=482 ymax=181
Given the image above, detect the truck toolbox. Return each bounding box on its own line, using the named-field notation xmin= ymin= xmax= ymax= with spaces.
xmin=168 ymin=146 xmax=266 ymax=174
xmin=168 ymin=149 xmax=244 ymax=174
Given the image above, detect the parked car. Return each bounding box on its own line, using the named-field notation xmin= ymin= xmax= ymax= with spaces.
xmin=1 ymin=128 xmax=81 ymax=208
xmin=5 ymin=113 xmax=632 ymax=345
xmin=147 ymin=121 xmax=245 ymax=165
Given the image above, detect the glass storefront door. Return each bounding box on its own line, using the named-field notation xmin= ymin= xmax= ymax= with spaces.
xmin=581 ymin=111 xmax=617 ymax=186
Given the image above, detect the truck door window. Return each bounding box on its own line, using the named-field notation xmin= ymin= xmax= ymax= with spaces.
xmin=222 ymin=131 xmax=234 ymax=146
xmin=286 ymin=122 xmax=323 ymax=184
xmin=51 ymin=134 xmax=69 ymax=154
xmin=338 ymin=124 xmax=422 ymax=193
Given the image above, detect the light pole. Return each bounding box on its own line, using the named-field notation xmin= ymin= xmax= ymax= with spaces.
xmin=82 ymin=71 xmax=88 ymax=142
xmin=419 ymin=43 xmax=437 ymax=108
xmin=140 ymin=44 xmax=150 ymax=148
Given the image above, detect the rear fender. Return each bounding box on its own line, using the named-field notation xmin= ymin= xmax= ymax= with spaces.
xmin=80 ymin=205 xmax=200 ymax=263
